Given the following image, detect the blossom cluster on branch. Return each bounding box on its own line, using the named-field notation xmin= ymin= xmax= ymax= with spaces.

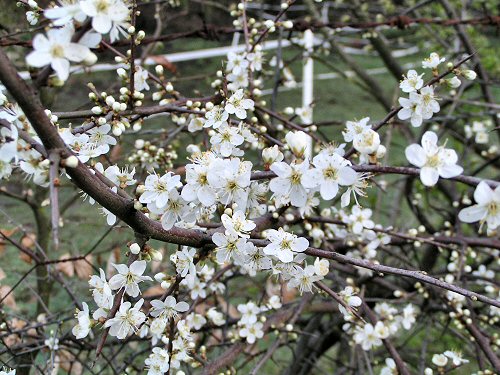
xmin=0 ymin=0 xmax=499 ymax=374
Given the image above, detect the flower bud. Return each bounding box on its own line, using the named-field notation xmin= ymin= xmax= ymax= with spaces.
xmin=117 ymin=68 xmax=127 ymax=78
xmin=136 ymin=184 xmax=146 ymax=194
xmin=63 ymin=155 xmax=79 ymax=168
xmin=447 ymin=76 xmax=461 ymax=88
xmin=112 ymin=126 xmax=122 ymax=136
xmin=105 ymin=96 xmax=115 ymax=106
xmin=285 ymin=130 xmax=309 ymax=158
xmin=463 ymin=69 xmax=477 ymax=80
xmin=129 ymin=242 xmax=141 ymax=254
xmin=83 ymin=52 xmax=98 ymax=66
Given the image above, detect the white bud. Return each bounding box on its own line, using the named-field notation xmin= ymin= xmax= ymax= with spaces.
xmin=375 ymin=144 xmax=386 ymax=158
xmin=463 ymin=69 xmax=477 ymax=80
xmin=447 ymin=76 xmax=461 ymax=88
xmin=155 ymin=65 xmax=164 ymax=75
xmin=105 ymin=96 xmax=115 ymax=106
xmin=83 ymin=52 xmax=98 ymax=66
xmin=63 ymin=155 xmax=79 ymax=168
xmin=135 ymin=139 xmax=145 ymax=149
xmin=117 ymin=68 xmax=127 ymax=78
xmin=112 ymin=126 xmax=122 ymax=136
xmin=151 ymin=249 xmax=163 ymax=262
xmin=186 ymin=144 xmax=201 ymax=154
xmin=129 ymin=243 xmax=141 ymax=254
xmin=264 ymin=20 xmax=275 ymax=29
xmin=91 ymin=106 xmax=102 ymax=115
xmin=39 ymin=159 xmax=50 ymax=168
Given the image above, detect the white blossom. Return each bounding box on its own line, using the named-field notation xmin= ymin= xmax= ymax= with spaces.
xmin=239 ymin=321 xmax=264 ymax=344
xmin=221 ymin=210 xmax=256 ymax=238
xmin=139 ymin=172 xmax=182 ymax=208
xmin=287 ymin=265 xmax=322 ymax=294
xmin=400 ymin=69 xmax=424 ymax=92
xmin=303 ymin=152 xmax=357 ymax=200
xmin=343 ymin=117 xmax=371 ymax=143
xmin=72 ymin=302 xmax=91 ymax=339
xmin=109 ymin=260 xmax=152 ymax=297
xmin=269 ymin=160 xmax=310 ymax=207
xmin=44 ymin=0 xmax=86 ymax=26
xmin=80 ymin=0 xmax=129 ymax=42
xmin=150 ymin=296 xmax=189 ymax=320
xmin=145 ymin=347 xmax=170 ymax=375
xmin=104 ymin=299 xmax=146 ymax=339
xmin=405 ymin=131 xmax=463 ymax=187
xmin=263 ymin=228 xmax=309 ymax=263
xmin=225 ymin=89 xmax=254 ymax=119
xmin=422 ymin=52 xmax=445 ymax=69
xmin=134 ymin=67 xmax=150 ymax=91
xmin=26 ymin=25 xmax=91 ymax=81
xmin=459 ymin=181 xmax=500 ymax=231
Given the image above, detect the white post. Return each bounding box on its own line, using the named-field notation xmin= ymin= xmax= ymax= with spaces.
xmin=302 ymin=29 xmax=314 ymax=159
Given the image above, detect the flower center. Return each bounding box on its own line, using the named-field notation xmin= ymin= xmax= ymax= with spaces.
xmin=125 ymin=273 xmax=137 ymax=285
xmin=323 ymin=166 xmax=338 ymax=180
xmin=96 ymin=0 xmax=109 ymax=12
xmin=197 ymin=173 xmax=208 ymax=185
xmin=426 ymin=154 xmax=440 ymax=168
xmin=280 ymin=239 xmax=292 ymax=250
xmin=154 ymin=181 xmax=167 ymax=192
xmin=168 ymin=199 xmax=181 ymax=212
xmin=227 ymin=180 xmax=238 ymax=191
xmin=50 ymin=44 xmax=65 ymax=58
xmin=488 ymin=201 xmax=498 ymax=216
xmin=290 ymin=171 xmax=302 ymax=185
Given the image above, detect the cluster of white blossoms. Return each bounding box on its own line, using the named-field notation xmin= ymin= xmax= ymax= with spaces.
xmin=24 ymin=0 xmax=131 ymax=81
xmin=0 ymin=105 xmax=52 ymax=184
xmin=270 ymin=131 xmax=363 ymax=210
xmin=225 ymin=50 xmax=263 ymax=91
xmin=396 ymin=53 xmax=476 ymax=128
xmin=343 ymin=117 xmax=383 ymax=163
xmin=464 ymin=120 xmax=493 ymax=145
xmin=76 ymin=239 xmax=294 ymax=373
xmin=344 ymin=302 xmax=417 ymax=351
xmin=429 ymin=351 xmax=469 ymax=372
xmin=2 ymin=0 xmax=497 ymax=369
